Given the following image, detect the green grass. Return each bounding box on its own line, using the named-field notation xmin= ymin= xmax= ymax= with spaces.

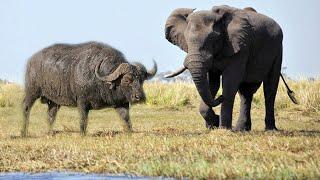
xmin=0 ymin=80 xmax=319 ymax=179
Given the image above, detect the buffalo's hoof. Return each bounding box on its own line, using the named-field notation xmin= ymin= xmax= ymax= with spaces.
xmin=80 ymin=131 xmax=87 ymax=136
xmin=21 ymin=130 xmax=27 ymax=138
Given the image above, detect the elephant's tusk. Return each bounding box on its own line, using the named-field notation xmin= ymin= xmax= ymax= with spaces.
xmin=164 ymin=66 xmax=187 ymax=78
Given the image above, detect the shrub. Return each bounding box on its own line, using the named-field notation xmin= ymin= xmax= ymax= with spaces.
xmin=144 ymin=78 xmax=320 ymax=113
xmin=0 ymin=83 xmax=23 ymax=108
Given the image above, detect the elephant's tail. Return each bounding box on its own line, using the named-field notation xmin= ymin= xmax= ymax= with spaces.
xmin=280 ymin=73 xmax=299 ymax=104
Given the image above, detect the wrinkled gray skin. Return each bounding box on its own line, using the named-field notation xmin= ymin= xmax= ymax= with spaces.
xmin=165 ymin=5 xmax=293 ymax=130
xmin=22 ymin=42 xmax=157 ymax=137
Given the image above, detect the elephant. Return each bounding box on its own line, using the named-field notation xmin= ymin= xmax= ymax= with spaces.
xmin=164 ymin=5 xmax=297 ymax=131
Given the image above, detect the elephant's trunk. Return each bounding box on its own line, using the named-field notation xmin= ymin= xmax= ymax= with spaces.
xmin=184 ymin=54 xmax=223 ymax=107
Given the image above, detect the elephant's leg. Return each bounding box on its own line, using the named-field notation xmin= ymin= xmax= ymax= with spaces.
xmin=199 ymin=71 xmax=220 ymax=129
xmin=220 ymin=55 xmax=247 ymax=129
xmin=78 ymin=102 xmax=90 ymax=136
xmin=47 ymin=101 xmax=60 ymax=134
xmin=115 ymin=103 xmax=132 ymax=132
xmin=263 ymin=80 xmax=279 ymax=130
xmin=263 ymin=54 xmax=282 ymax=130
xmin=21 ymin=91 xmax=39 ymax=137
xmin=220 ymin=88 xmax=238 ymax=129
xmin=235 ymin=82 xmax=261 ymax=131
xmin=235 ymin=91 xmax=253 ymax=131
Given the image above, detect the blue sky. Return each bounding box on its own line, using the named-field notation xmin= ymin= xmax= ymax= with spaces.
xmin=0 ymin=0 xmax=319 ymax=83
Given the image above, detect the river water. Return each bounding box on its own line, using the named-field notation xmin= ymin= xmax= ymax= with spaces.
xmin=0 ymin=172 xmax=174 ymax=180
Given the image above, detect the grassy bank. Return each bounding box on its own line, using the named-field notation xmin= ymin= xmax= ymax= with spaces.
xmin=0 ymin=80 xmax=319 ymax=179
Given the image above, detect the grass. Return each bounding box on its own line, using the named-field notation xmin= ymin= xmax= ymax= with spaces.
xmin=0 ymin=80 xmax=319 ymax=179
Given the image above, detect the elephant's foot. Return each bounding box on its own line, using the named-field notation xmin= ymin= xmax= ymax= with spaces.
xmin=219 ymin=119 xmax=232 ymax=129
xmin=205 ymin=114 xmax=219 ymax=129
xmin=234 ymin=120 xmax=251 ymax=131
xmin=265 ymin=120 xmax=278 ymax=131
xmin=218 ymin=125 xmax=232 ymax=130
xmin=234 ymin=126 xmax=251 ymax=131
xmin=265 ymin=126 xmax=278 ymax=131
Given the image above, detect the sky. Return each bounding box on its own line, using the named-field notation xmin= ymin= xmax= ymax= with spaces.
xmin=0 ymin=0 xmax=319 ymax=83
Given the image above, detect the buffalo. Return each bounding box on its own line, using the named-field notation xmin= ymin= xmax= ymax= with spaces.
xmin=22 ymin=41 xmax=157 ymax=136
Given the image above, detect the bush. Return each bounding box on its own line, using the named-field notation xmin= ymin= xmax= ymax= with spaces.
xmin=145 ymin=78 xmax=320 ymax=113
xmin=0 ymin=83 xmax=23 ymax=108
xmin=144 ymin=81 xmax=200 ymax=108
xmin=1 ymin=78 xmax=319 ymax=113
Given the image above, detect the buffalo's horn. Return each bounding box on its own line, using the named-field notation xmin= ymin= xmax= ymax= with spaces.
xmin=146 ymin=60 xmax=158 ymax=80
xmin=95 ymin=60 xmax=131 ymax=82
xmin=164 ymin=66 xmax=187 ymax=78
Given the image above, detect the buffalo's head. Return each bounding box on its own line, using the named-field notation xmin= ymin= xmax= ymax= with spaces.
xmin=95 ymin=60 xmax=157 ymax=103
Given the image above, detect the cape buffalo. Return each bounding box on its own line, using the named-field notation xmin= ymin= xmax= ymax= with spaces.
xmin=22 ymin=41 xmax=157 ymax=136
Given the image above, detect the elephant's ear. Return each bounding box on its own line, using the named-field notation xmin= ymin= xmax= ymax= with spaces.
xmin=165 ymin=8 xmax=195 ymax=52
xmin=212 ymin=6 xmax=252 ymax=57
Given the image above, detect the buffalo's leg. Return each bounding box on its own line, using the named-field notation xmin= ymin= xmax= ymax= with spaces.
xmin=47 ymin=101 xmax=60 ymax=134
xmin=115 ymin=103 xmax=132 ymax=132
xmin=199 ymin=71 xmax=220 ymax=129
xmin=78 ymin=102 xmax=90 ymax=136
xmin=235 ymin=82 xmax=261 ymax=131
xmin=21 ymin=92 xmax=38 ymax=137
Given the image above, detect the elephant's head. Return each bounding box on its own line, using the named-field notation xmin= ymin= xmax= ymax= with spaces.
xmin=165 ymin=5 xmax=252 ymax=107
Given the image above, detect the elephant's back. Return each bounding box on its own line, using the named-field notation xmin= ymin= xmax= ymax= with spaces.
xmin=243 ymin=12 xmax=283 ymax=83
xmin=247 ymin=11 xmax=283 ymax=43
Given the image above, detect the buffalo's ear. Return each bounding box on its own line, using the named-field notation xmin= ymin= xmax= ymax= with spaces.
xmin=243 ymin=7 xmax=257 ymax=12
xmin=212 ymin=6 xmax=252 ymax=57
xmin=165 ymin=8 xmax=195 ymax=52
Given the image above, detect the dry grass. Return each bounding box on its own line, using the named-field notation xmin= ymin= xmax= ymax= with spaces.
xmin=145 ymin=78 xmax=320 ymax=113
xmin=0 ymin=80 xmax=319 ymax=179
xmin=145 ymin=82 xmax=199 ymax=108
xmin=0 ymin=84 xmax=23 ymax=108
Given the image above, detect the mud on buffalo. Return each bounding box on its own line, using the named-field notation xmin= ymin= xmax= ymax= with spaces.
xmin=22 ymin=41 xmax=157 ymax=137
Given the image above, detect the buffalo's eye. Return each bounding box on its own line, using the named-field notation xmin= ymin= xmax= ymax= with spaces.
xmin=203 ymin=17 xmax=213 ymax=26
xmin=123 ymin=75 xmax=133 ymax=84
xmin=214 ymin=9 xmax=220 ymax=14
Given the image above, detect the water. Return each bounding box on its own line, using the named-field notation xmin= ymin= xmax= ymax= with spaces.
xmin=0 ymin=172 xmax=174 ymax=180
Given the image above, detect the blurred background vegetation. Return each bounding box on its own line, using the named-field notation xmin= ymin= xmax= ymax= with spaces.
xmin=1 ymin=78 xmax=319 ymax=113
